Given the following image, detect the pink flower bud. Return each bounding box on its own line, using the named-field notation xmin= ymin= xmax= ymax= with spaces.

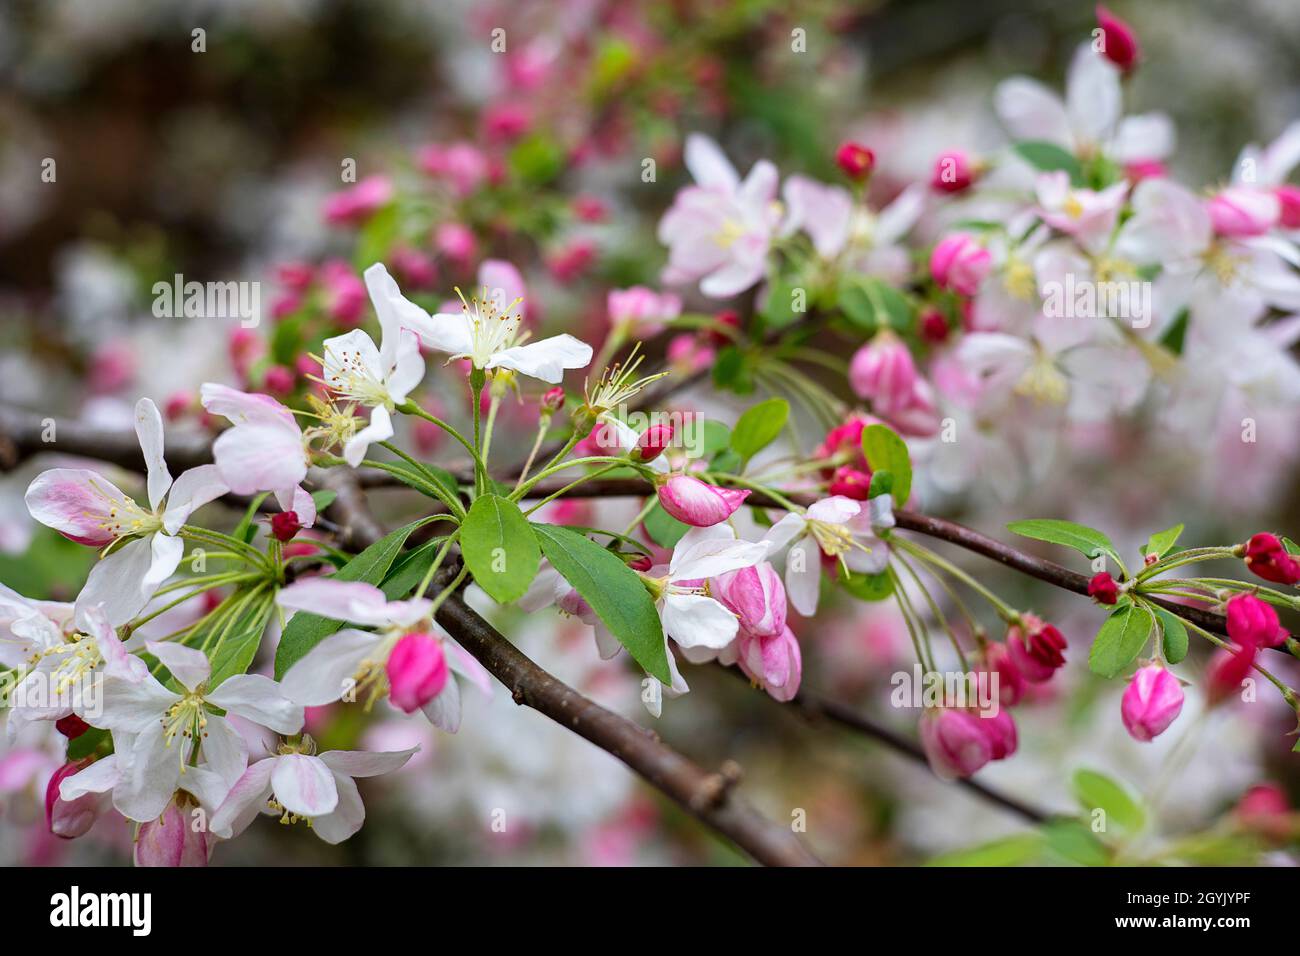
xmin=419 ymin=142 xmax=489 ymax=197
xmin=541 ymin=386 xmax=566 ymax=414
xmin=1087 ymin=571 xmax=1120 ymax=605
xmin=1225 ymin=593 xmax=1287 ymax=649
xmin=607 ymin=287 xmax=682 ymax=337
xmin=435 ymin=222 xmax=478 ymax=268
xmin=714 ymin=562 xmax=787 ymax=639
xmin=931 ymin=150 xmax=976 ymax=193
xmin=227 ymin=327 xmax=263 ymax=378
xmin=835 ymin=141 xmax=875 ymax=181
xmin=849 ymin=331 xmax=917 ymax=414
xmin=323 ymin=175 xmax=393 ymax=225
xmin=704 ymin=310 xmax=742 ymax=347
xmin=1275 ymin=185 xmax=1300 ymax=229
xmin=919 ymin=307 xmax=950 ymax=344
xmin=1121 ymin=665 xmax=1184 ymax=742
xmin=1005 ymin=614 xmax=1067 ymax=683
xmin=134 ymin=799 xmax=211 ymax=867
xmin=1206 ymin=643 xmax=1257 ymax=706
xmin=1235 ymin=784 xmax=1292 ymax=840
xmin=736 ymin=625 xmax=802 ymax=702
xmin=1207 ymin=187 xmax=1279 ymax=237
xmin=56 ymin=714 xmax=89 ymax=739
xmin=386 ymin=633 xmax=449 ymax=714
xmin=163 ymin=390 xmax=193 ymax=422
xmin=655 ymin=475 xmax=750 ymax=527
xmin=270 ymin=511 xmax=303 ymax=543
xmin=320 ymin=261 xmax=367 ymax=326
xmin=634 ymin=423 xmax=674 ymax=462
xmin=263 ymin=364 xmax=295 ymax=395
xmin=1095 ymin=5 xmax=1140 ymax=72
xmin=390 ymin=246 xmax=438 ymax=290
xmin=277 ymin=261 xmax=314 ymax=291
xmin=627 ymin=554 xmax=654 ymax=572
xmin=666 ymin=333 xmax=715 ymax=373
xmin=483 ymin=102 xmax=531 ymax=143
xmin=572 ymin=195 xmax=607 ymax=222
xmin=919 ymin=708 xmax=993 ymax=780
xmin=978 ymin=709 xmax=1018 ymax=761
xmin=980 ymin=642 xmax=1026 ymax=707
xmin=930 ymin=233 xmax=992 ymax=296
xmin=1244 ymin=532 xmax=1300 ymax=585
xmin=547 ymin=239 xmax=596 ymax=283
xmin=827 ymin=466 xmax=872 ymax=500
xmin=1124 ymin=159 xmax=1167 ymax=183
xmin=46 ymin=760 xmax=101 ymax=839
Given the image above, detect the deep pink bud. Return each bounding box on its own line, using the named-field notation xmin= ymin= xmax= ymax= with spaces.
xmin=849 ymin=331 xmax=917 ymax=414
xmin=1005 ymin=614 xmax=1067 ymax=683
xmin=163 ymin=390 xmax=193 ymax=422
xmin=919 ymin=708 xmax=993 ymax=780
xmin=55 ymin=714 xmax=89 ymax=739
xmin=827 ymin=466 xmax=872 ymax=500
xmin=704 ymin=309 xmax=742 ymax=348
xmin=1225 ymin=592 xmax=1287 ymax=649
xmin=263 ymin=364 xmax=295 ymax=395
xmin=713 ymin=562 xmax=787 ymax=639
xmin=655 ymin=474 xmax=750 ymax=527
xmin=1275 ymin=185 xmax=1300 ymax=229
xmin=977 ymin=709 xmax=1018 ymax=761
xmin=1121 ymin=665 xmax=1184 ymax=742
xmin=1206 ymin=643 xmax=1257 ymax=705
xmin=386 ymin=632 xmax=449 ymax=713
xmin=1244 ymin=533 xmax=1300 ymax=585
xmin=541 ymin=386 xmax=566 ymax=414
xmin=1095 ymin=5 xmax=1140 ymax=73
xmin=1235 ymin=784 xmax=1291 ymax=840
xmin=134 ymin=798 xmax=211 ymax=867
xmin=930 ymin=233 xmax=992 ymax=296
xmin=46 ymin=760 xmax=100 ymax=839
xmin=435 ymin=222 xmax=477 ymax=267
xmin=627 ymin=554 xmax=654 ymax=572
xmin=1207 ymin=187 xmax=1279 ymax=237
xmin=323 ymin=175 xmax=393 ymax=225
xmin=835 ymin=141 xmax=875 ymax=181
xmin=919 ymin=308 xmax=950 ymax=344
xmin=931 ymin=150 xmax=976 ymax=193
xmin=1087 ymin=571 xmax=1120 ymax=605
xmin=634 ymin=423 xmax=674 ymax=462
xmin=270 ymin=511 xmax=303 ymax=543
xmin=980 ymin=642 xmax=1026 ymax=707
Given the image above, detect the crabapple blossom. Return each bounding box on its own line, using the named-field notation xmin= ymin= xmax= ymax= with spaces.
xmin=1087 ymin=571 xmax=1120 ymax=605
xmin=1243 ymin=533 xmax=1300 ymax=585
xmin=930 ymin=233 xmax=992 ymax=296
xmin=607 ymin=286 xmax=682 ymax=338
xmin=1005 ymin=614 xmax=1067 ymax=683
xmin=654 ymin=474 xmax=750 ymax=527
xmin=762 ymin=495 xmax=890 ymax=616
xmin=1120 ymin=665 xmax=1184 ymax=742
xmin=1224 ymin=593 xmax=1288 ymax=649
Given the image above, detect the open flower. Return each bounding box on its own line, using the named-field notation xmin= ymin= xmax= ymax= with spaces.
xmin=762 ymin=496 xmax=888 ymax=616
xmin=377 ymin=262 xmax=592 ymax=383
xmin=275 ymin=579 xmax=491 ymax=732
xmin=735 ymin=626 xmax=802 ymax=702
xmin=86 ymin=640 xmax=302 ymax=821
xmin=210 ymin=742 xmax=416 ymax=845
xmin=201 ymin=383 xmax=309 ymax=501
xmin=25 ymin=398 xmax=228 ymax=625
xmin=658 ymin=133 xmax=781 ymax=297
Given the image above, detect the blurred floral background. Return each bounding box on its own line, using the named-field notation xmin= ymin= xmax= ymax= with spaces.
xmin=2 ymin=0 xmax=1299 ymax=865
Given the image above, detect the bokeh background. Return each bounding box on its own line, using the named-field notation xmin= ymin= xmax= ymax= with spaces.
xmin=1 ymin=0 xmax=1298 ymax=865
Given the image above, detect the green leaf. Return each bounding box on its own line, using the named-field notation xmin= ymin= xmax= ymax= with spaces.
xmin=532 ymin=524 xmax=669 ymax=683
xmin=1282 ymin=536 xmax=1300 ymax=556
xmin=310 ymin=489 xmax=337 ymax=513
xmin=712 ymin=346 xmax=753 ymax=394
xmin=1158 ymin=307 xmax=1189 ymax=355
xmin=352 ymin=202 xmax=400 ymax=271
xmin=273 ymin=518 xmax=426 ymax=679
xmin=1143 ymin=523 xmax=1184 ymax=559
xmin=861 ymin=423 xmax=911 ymax=507
xmin=643 ymin=501 xmax=690 ymax=549
xmin=207 ymin=596 xmax=276 ymax=688
xmin=1088 ymin=603 xmax=1153 ymax=679
xmin=698 ymin=420 xmax=732 ymax=459
xmin=867 ymin=470 xmax=893 ymax=499
xmin=382 ymin=536 xmax=451 ymax=600
xmin=842 ymin=570 xmax=894 ymax=602
xmin=761 ymin=274 xmax=808 ymax=329
xmin=1043 ymin=819 xmax=1110 ymax=866
xmin=1072 ymin=769 xmax=1145 ymax=832
xmin=1154 ymin=607 xmax=1189 ymax=665
xmin=730 ymin=397 xmax=789 ymax=464
xmin=67 ymin=727 xmax=111 ymax=761
xmin=1006 ymin=518 xmax=1121 ymax=565
xmin=461 ymin=495 xmax=540 ymax=604
xmin=839 ymin=275 xmax=914 ymax=331
xmin=377 ymin=459 xmax=464 ymax=512
xmin=927 ymin=833 xmax=1044 ymax=867
xmin=1013 ymin=141 xmax=1084 ymax=186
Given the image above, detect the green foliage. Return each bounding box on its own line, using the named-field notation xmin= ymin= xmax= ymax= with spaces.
xmin=730 ymin=397 xmax=789 ymax=466
xmin=861 ymin=423 xmax=912 ymax=507
xmin=1013 ymin=141 xmax=1084 ymax=186
xmin=1154 ymin=608 xmax=1189 ymax=665
xmin=1088 ymin=602 xmax=1153 ymax=678
xmin=1142 ymin=524 xmax=1184 ymax=560
xmin=461 ymin=495 xmax=540 ymax=604
xmin=839 ymin=274 xmax=914 ymax=332
xmin=1072 ymin=769 xmax=1145 ymax=832
xmin=1006 ymin=519 xmax=1122 ymax=567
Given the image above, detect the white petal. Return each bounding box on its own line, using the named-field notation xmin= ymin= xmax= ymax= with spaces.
xmin=995 ymin=76 xmax=1072 ymax=146
xmin=309 ymin=773 xmax=366 ymax=844
xmin=672 ymin=538 xmax=767 ymax=581
xmin=144 ymin=639 xmax=211 ymax=692
xmin=76 ymin=536 xmax=159 ymax=627
xmin=384 ymin=329 xmax=425 ymax=404
xmin=212 ymin=422 xmax=307 ymax=496
xmin=363 ymin=262 xmax=438 ymax=350
xmin=402 ymin=311 xmax=474 ymax=357
xmin=318 ymin=747 xmax=418 ymax=779
xmin=806 ymin=496 xmax=864 ymax=524
xmin=488 ymin=334 xmax=593 ymax=383
xmin=176 ymin=764 xmax=232 ymax=814
xmin=271 ymin=753 xmax=338 ymax=817
xmin=343 ymin=405 xmax=394 ymax=467
xmin=143 ymin=532 xmax=184 ymax=592
xmin=593 ymin=625 xmax=622 ymax=661
xmin=199 ymin=714 xmax=248 ymax=786
xmin=1065 ymin=44 xmax=1120 ymax=146
xmin=784 ymin=539 xmax=821 ymax=616
xmin=662 ymin=593 xmax=738 ymax=649
xmin=91 ymin=674 xmax=178 ymax=733
xmin=761 ymin=512 xmax=807 ymax=554
xmin=276 ymin=578 xmax=390 ymax=624
xmin=684 ymin=133 xmax=740 ymax=191
xmin=134 ymin=398 xmax=173 ymax=512
xmin=322 ymin=329 xmax=384 ymax=392
xmin=113 ymin=722 xmax=183 ymax=823
xmin=279 ymin=628 xmax=377 ymax=706
xmin=421 ymin=676 xmax=461 ymax=733
xmin=444 ymin=639 xmax=492 ymax=695
xmin=59 ymin=754 xmax=121 ymax=800
xmin=209 ymin=758 xmax=276 ymax=839
xmin=206 ymin=674 xmax=304 ymax=735
xmin=161 ymin=465 xmax=229 ymax=534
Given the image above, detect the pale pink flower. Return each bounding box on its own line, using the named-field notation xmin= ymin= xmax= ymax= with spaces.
xmin=200 ymin=383 xmax=311 ymax=511
xmin=658 ymin=134 xmax=781 ymax=297
xmin=712 ymin=561 xmax=787 ymax=639
xmin=655 ymin=474 xmax=750 ymax=527
xmin=323 ymin=175 xmax=392 ymax=225
xmin=1207 ymin=186 xmax=1279 ymax=238
xmin=762 ymin=496 xmax=889 ymax=616
xmin=919 ymin=708 xmax=992 ymax=780
xmin=736 ymin=625 xmax=802 ymax=702
xmin=1035 ymin=171 xmax=1128 ymax=253
xmin=930 ymin=232 xmax=992 ymax=295
xmin=779 ymin=175 xmax=853 ymax=257
xmin=607 ymin=286 xmax=682 ymax=337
